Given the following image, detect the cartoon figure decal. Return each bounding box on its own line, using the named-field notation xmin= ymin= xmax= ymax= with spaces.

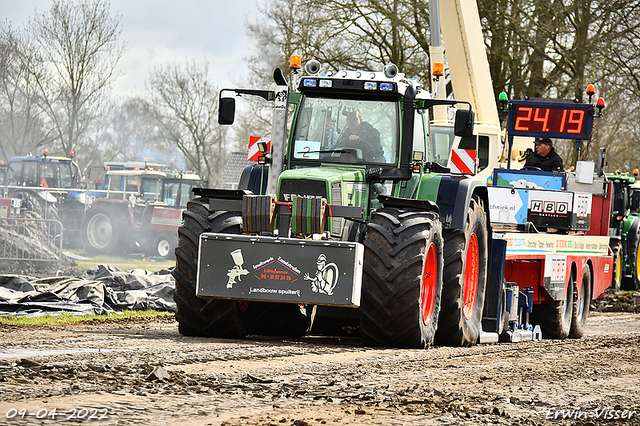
xmin=226 ymin=249 xmax=249 ymax=289
xmin=304 ymin=253 xmax=339 ymax=295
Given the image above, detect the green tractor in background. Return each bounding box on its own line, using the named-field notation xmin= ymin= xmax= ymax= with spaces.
xmin=607 ymin=171 xmax=640 ymax=290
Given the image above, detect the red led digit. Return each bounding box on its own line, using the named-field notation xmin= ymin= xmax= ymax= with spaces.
xmin=558 ymin=109 xmax=568 ymax=133
xmin=514 ymin=106 xmax=533 ymax=131
xmin=533 ymin=108 xmax=550 ymax=132
xmin=567 ymin=109 xmax=585 ymax=134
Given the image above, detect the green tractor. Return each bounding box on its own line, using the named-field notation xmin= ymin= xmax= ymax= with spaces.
xmin=172 ymin=63 xmax=495 ymax=348
xmin=608 ymin=172 xmax=640 ymax=290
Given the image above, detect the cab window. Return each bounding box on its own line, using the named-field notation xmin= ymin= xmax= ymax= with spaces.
xmin=41 ymin=163 xmax=56 ymax=187
xmin=59 ymin=163 xmax=73 ymax=188
xmin=7 ymin=162 xmax=22 ymax=186
xmin=23 ymin=162 xmax=38 ymax=186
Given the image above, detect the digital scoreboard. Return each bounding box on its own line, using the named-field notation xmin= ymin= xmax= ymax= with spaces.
xmin=507 ymin=100 xmax=595 ymax=140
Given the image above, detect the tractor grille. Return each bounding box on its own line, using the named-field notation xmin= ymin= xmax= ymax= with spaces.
xmin=279 ymin=179 xmax=327 ymax=201
xmin=331 ymin=181 xmax=343 ymax=234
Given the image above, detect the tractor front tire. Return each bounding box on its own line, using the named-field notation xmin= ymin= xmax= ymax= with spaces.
xmin=151 ymin=233 xmax=177 ymax=260
xmin=436 ymin=197 xmax=488 ymax=347
xmin=611 ymin=243 xmax=623 ymax=290
xmin=622 ymin=226 xmax=640 ymax=291
xmin=359 ymin=208 xmax=444 ymax=349
xmin=173 ymin=198 xmax=253 ymax=338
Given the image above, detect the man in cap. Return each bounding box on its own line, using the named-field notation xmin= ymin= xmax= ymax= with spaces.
xmin=333 ymin=110 xmax=383 ymax=162
xmin=524 ymin=137 xmax=564 ymax=172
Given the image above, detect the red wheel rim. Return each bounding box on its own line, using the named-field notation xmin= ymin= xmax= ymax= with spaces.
xmin=421 ymin=242 xmax=438 ymax=325
xmin=463 ymin=233 xmax=479 ymax=320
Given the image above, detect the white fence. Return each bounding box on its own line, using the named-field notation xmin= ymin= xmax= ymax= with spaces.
xmin=0 ymin=218 xmax=64 ymax=270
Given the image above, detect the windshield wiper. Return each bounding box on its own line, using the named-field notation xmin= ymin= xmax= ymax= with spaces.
xmin=296 ymin=149 xmax=353 ymax=155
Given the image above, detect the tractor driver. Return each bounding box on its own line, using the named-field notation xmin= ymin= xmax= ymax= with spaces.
xmin=333 ymin=110 xmax=384 ymax=162
xmin=524 ymin=137 xmax=564 ymax=172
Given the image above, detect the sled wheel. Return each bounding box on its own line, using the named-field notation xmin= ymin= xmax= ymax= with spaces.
xmin=359 ymin=208 xmax=444 ymax=348
xmin=569 ymin=266 xmax=591 ymax=338
xmin=436 ymin=197 xmax=488 ymax=347
xmin=611 ymin=243 xmax=622 ymax=290
xmin=532 ymin=269 xmax=575 ymax=339
xmin=172 ymin=198 xmax=253 ymax=338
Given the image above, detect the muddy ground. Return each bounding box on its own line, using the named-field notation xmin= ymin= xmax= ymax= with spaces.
xmin=0 ymin=308 xmax=639 ymax=426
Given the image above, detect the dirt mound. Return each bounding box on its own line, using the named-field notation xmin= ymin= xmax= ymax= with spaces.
xmin=592 ymin=288 xmax=639 ymax=313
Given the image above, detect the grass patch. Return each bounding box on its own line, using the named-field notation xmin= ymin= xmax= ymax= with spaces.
xmin=73 ymin=259 xmax=173 ymax=272
xmin=0 ymin=310 xmax=173 ymax=326
xmin=64 ymin=250 xmax=175 ymax=272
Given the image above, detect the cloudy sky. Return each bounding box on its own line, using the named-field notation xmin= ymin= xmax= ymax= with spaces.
xmin=1 ymin=0 xmax=260 ymax=96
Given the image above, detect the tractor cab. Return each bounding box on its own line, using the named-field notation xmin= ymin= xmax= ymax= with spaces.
xmin=6 ymin=152 xmax=82 ymax=191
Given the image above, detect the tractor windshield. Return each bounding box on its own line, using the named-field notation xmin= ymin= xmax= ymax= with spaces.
xmin=291 ymin=95 xmax=399 ymax=165
xmin=162 ymin=179 xmax=197 ymax=208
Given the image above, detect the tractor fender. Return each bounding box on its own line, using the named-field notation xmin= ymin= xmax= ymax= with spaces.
xmin=30 ymin=189 xmax=57 ymax=204
xmin=436 ymin=175 xmax=489 ymax=230
xmin=238 ymin=165 xmax=269 ymax=194
xmin=66 ymin=190 xmax=87 ymax=204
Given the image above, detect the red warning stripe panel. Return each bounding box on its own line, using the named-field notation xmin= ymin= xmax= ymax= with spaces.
xmin=451 ymin=149 xmax=476 ymax=175
xmin=248 ymin=137 xmax=271 ymax=161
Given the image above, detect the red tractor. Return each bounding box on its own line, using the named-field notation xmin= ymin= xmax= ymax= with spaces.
xmin=82 ymin=169 xmax=202 ymax=259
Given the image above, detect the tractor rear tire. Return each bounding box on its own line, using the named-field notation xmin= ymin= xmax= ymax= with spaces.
xmin=9 ymin=191 xmax=44 ymax=218
xmin=173 ymin=198 xmax=254 ymax=338
xmin=532 ymin=270 xmax=575 ymax=339
xmin=359 ymin=208 xmax=444 ymax=349
xmin=436 ymin=197 xmax=488 ymax=347
xmin=569 ymin=266 xmax=591 ymax=338
xmin=622 ymin=227 xmax=640 ymax=290
xmin=82 ymin=206 xmax=128 ymax=255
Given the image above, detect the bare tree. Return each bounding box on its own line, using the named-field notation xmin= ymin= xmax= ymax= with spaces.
xmin=247 ymin=0 xmax=429 ymax=82
xmin=148 ymin=59 xmax=232 ymax=186
xmin=27 ymin=0 xmax=124 ymax=164
xmin=0 ymin=21 xmax=51 ymax=160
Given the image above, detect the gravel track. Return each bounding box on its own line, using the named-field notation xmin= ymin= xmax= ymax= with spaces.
xmin=0 ymin=312 xmax=639 ymax=425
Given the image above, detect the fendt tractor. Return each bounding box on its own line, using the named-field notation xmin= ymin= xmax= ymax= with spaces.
xmin=172 ymin=0 xmax=614 ymax=348
xmin=82 ymin=168 xmax=202 ymax=259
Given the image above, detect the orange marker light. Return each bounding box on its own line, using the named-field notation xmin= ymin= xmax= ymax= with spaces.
xmin=432 ymin=62 xmax=444 ymax=77
xmin=586 ymin=84 xmax=595 ymax=96
xmin=290 ymin=55 xmax=302 ymax=70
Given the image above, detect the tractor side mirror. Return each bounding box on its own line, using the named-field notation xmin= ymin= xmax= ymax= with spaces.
xmin=218 ymin=97 xmax=236 ymax=125
xmin=454 ymin=109 xmax=475 ymax=138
